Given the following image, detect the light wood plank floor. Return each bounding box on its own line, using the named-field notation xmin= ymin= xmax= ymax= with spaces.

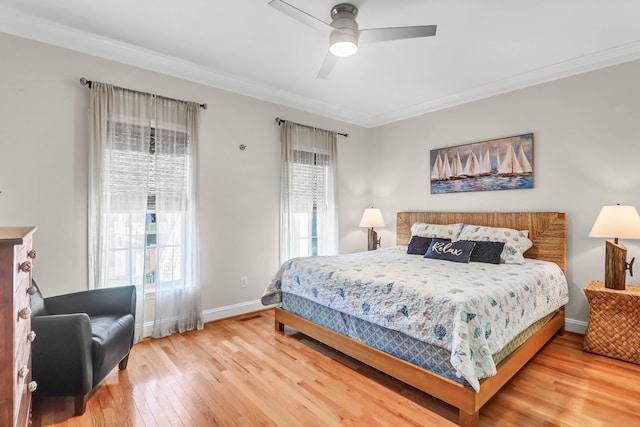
xmin=32 ymin=309 xmax=640 ymax=427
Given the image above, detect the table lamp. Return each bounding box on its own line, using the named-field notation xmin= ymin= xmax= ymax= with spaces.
xmin=359 ymin=208 xmax=385 ymax=250
xmin=589 ymin=204 xmax=640 ymax=289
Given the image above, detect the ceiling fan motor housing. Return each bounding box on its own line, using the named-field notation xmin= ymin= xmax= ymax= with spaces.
xmin=331 ymin=3 xmax=358 ymax=19
xmin=331 ymin=3 xmax=359 ymax=36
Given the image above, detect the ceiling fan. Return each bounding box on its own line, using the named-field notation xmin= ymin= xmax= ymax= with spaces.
xmin=268 ymin=0 xmax=437 ymax=78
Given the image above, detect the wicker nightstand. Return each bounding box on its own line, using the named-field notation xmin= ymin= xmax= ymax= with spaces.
xmin=583 ymin=280 xmax=640 ymax=364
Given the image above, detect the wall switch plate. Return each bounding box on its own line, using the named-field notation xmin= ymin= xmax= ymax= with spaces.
xmin=240 ymin=276 xmax=248 ymax=288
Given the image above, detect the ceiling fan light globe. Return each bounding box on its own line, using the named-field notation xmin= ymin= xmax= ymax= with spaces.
xmin=330 ymin=41 xmax=358 ymax=57
xmin=329 ymin=30 xmax=358 ymax=57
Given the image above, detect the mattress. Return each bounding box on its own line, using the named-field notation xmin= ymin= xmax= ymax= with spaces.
xmin=264 ymin=247 xmax=569 ymax=390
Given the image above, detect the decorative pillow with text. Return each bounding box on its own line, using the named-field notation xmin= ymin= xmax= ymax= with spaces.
xmin=425 ymin=238 xmax=476 ymax=263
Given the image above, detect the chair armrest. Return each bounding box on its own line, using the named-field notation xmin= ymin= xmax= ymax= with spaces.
xmin=31 ymin=314 xmax=93 ymax=396
xmin=44 ymin=285 xmax=136 ymax=317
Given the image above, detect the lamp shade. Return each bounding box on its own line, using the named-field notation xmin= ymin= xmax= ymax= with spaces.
xmin=359 ymin=208 xmax=385 ymax=228
xmin=589 ymin=205 xmax=640 ymax=239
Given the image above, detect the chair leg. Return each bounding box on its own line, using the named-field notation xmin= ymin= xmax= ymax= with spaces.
xmin=74 ymin=394 xmax=88 ymax=416
xmin=119 ymin=353 xmax=130 ymax=370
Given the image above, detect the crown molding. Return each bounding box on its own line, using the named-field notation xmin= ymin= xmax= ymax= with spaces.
xmin=3 ymin=5 xmax=640 ymax=128
xmin=0 ymin=6 xmax=372 ymax=127
xmin=370 ymin=39 xmax=640 ymax=127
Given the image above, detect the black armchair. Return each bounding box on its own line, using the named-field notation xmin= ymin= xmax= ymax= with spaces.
xmin=30 ymin=280 xmax=136 ymax=415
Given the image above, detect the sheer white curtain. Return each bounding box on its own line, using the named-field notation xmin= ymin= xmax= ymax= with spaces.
xmin=88 ymin=82 xmax=203 ymax=342
xmin=151 ymin=97 xmax=202 ymax=337
xmin=280 ymin=121 xmax=338 ymax=264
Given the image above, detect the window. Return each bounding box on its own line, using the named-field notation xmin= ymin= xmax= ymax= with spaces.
xmin=280 ymin=122 xmax=338 ymax=263
xmin=102 ymin=123 xmax=188 ymax=293
xmin=289 ymin=150 xmax=329 ymax=257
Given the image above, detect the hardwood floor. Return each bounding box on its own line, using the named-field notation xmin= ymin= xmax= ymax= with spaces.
xmin=32 ymin=309 xmax=640 ymax=427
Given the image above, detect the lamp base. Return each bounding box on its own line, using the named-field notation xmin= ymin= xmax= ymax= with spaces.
xmin=367 ymin=228 xmax=379 ymax=251
xmin=605 ymin=240 xmax=627 ymax=290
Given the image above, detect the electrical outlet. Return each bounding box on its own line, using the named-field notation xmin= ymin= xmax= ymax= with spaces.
xmin=240 ymin=276 xmax=248 ymax=288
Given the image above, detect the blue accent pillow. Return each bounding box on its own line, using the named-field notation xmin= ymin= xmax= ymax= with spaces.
xmin=425 ymin=238 xmax=476 ymax=263
xmin=407 ymin=236 xmax=434 ymax=255
xmin=468 ymin=240 xmax=505 ymax=264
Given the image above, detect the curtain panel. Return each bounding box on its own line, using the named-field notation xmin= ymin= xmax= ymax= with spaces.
xmin=88 ymin=82 xmax=203 ymax=341
xmin=280 ymin=121 xmax=339 ymax=264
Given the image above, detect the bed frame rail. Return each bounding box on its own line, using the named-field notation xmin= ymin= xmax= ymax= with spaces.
xmin=275 ymin=307 xmax=565 ymax=427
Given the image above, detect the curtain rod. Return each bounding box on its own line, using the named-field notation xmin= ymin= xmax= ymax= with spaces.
xmin=79 ymin=78 xmax=207 ymax=110
xmin=275 ymin=117 xmax=348 ymax=138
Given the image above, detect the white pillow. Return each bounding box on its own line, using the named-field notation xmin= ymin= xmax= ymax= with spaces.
xmin=410 ymin=222 xmax=464 ymax=240
xmin=457 ymin=224 xmax=533 ymax=264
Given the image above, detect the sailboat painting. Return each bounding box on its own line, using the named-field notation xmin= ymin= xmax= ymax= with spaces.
xmin=430 ymin=133 xmax=534 ymax=194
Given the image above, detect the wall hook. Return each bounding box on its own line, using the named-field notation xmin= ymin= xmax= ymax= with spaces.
xmin=239 ymin=144 xmax=247 ymax=151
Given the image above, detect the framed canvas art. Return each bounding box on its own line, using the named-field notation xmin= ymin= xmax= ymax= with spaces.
xmin=430 ymin=133 xmax=534 ymax=194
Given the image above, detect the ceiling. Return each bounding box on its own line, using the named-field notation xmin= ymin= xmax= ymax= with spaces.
xmin=2 ymin=0 xmax=640 ymax=127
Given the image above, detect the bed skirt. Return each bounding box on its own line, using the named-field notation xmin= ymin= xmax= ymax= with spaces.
xmin=282 ymin=292 xmax=556 ymax=388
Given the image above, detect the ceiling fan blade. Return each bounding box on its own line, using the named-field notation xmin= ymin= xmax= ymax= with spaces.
xmin=317 ymin=53 xmax=339 ymax=79
xmin=268 ymin=0 xmax=332 ymax=32
xmin=359 ymin=25 xmax=437 ymax=43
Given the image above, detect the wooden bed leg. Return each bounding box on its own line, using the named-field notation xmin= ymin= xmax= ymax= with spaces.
xmin=557 ymin=309 xmax=566 ymax=336
xmin=275 ymin=318 xmax=285 ymax=332
xmin=459 ymin=410 xmax=479 ymax=427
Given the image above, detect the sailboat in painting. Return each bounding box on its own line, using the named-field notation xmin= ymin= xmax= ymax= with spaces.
xmin=452 ymin=150 xmax=465 ymax=179
xmin=479 ymin=148 xmax=493 ymax=176
xmin=498 ymin=144 xmax=523 ymax=176
xmin=498 ymin=143 xmax=532 ymax=176
xmin=516 ymin=143 xmax=532 ymax=175
xmin=431 ymin=151 xmax=444 ymax=181
xmin=431 ymin=150 xmax=452 ymax=181
xmin=463 ymin=150 xmax=481 ymax=177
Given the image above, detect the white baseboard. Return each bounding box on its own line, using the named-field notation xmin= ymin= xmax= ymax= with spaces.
xmin=140 ymin=299 xmax=273 ymax=337
xmin=565 ymin=317 xmax=588 ymax=334
xmin=142 ymin=303 xmax=588 ymax=337
xmin=202 ymin=299 xmax=274 ymax=323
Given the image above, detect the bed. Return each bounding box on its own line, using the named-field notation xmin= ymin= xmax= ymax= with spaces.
xmin=264 ymin=211 xmax=567 ymax=427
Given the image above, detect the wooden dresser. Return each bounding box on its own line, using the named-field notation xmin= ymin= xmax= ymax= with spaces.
xmin=0 ymin=227 xmax=38 ymax=427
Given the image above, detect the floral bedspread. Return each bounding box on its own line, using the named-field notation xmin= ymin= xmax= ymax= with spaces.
xmin=262 ymin=247 xmax=568 ymax=391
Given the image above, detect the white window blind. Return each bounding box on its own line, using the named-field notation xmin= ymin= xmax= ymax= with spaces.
xmin=290 ymin=150 xmax=329 ymax=213
xmin=107 ymin=123 xmax=188 ymax=209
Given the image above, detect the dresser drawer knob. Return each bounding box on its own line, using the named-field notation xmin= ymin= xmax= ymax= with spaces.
xmin=28 ymin=249 xmax=38 ymax=259
xmin=27 ymin=381 xmax=38 ymax=393
xmin=19 ymin=261 xmax=32 ymax=273
xmin=18 ymin=366 xmax=29 ymax=379
xmin=18 ymin=307 xmax=32 ymax=319
xmin=27 ymin=331 xmax=36 ymax=342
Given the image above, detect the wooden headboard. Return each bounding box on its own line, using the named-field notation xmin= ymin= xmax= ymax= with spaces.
xmin=396 ymin=212 xmax=567 ymax=274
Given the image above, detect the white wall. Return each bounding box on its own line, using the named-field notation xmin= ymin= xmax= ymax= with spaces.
xmin=0 ymin=33 xmax=371 ymax=321
xmin=369 ymin=59 xmax=640 ymax=331
xmin=2 ymin=32 xmax=639 ymax=332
